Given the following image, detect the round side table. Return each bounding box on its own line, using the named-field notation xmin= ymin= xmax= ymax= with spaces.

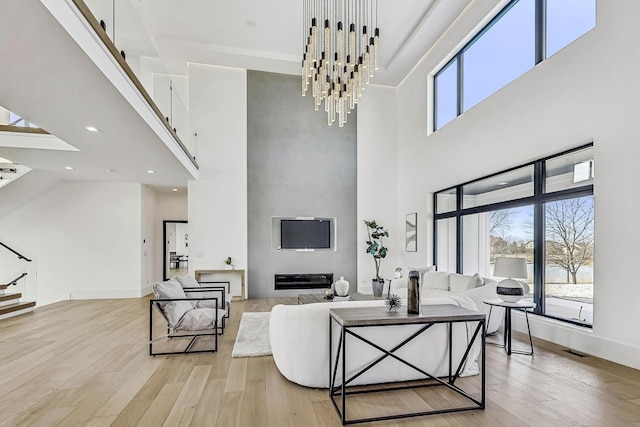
xmin=483 ymin=298 xmax=536 ymax=356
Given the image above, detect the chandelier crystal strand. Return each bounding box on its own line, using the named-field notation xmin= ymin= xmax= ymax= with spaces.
xmin=302 ymin=0 xmax=379 ymax=126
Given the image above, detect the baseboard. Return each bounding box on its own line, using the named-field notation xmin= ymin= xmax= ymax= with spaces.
xmin=141 ymin=285 xmax=153 ymax=297
xmin=70 ymin=288 xmax=147 ymax=300
xmin=511 ymin=311 xmax=640 ymax=370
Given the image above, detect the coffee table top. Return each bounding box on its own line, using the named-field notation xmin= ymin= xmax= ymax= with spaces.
xmin=298 ymin=292 xmax=386 ymax=305
xmin=329 ymin=304 xmax=486 ymax=327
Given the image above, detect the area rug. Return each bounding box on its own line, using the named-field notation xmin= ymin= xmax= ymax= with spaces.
xmin=231 ymin=312 xmax=272 ymax=358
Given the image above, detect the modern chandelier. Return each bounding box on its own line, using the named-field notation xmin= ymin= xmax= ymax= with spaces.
xmin=302 ymin=0 xmax=380 ymax=127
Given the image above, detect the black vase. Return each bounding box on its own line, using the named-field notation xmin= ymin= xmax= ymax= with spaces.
xmin=407 ymin=270 xmax=421 ymax=314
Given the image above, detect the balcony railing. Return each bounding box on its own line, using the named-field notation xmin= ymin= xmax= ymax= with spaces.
xmin=0 ymin=107 xmax=49 ymax=135
xmin=71 ymin=0 xmax=198 ymax=169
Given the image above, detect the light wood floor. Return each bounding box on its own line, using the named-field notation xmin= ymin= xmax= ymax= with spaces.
xmin=1 ymin=298 xmax=640 ymax=426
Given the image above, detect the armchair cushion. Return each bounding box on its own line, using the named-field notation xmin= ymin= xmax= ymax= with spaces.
xmin=175 ymin=308 xmax=227 ymax=331
xmin=152 ymin=280 xmax=192 ymax=326
xmin=176 ymin=275 xmax=200 ymax=289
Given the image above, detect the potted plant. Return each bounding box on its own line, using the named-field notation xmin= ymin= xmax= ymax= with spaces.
xmin=364 ymin=220 xmax=388 ymax=297
xmin=224 ymin=257 xmax=234 ymax=270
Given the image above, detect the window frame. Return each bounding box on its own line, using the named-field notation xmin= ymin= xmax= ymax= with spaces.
xmin=433 ymin=143 xmax=594 ymax=327
xmin=433 ymin=0 xmax=594 ymax=131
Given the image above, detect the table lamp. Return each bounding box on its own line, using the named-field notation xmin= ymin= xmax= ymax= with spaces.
xmin=493 ymin=257 xmax=528 ymax=302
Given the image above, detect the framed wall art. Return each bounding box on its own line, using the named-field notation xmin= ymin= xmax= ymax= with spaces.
xmin=406 ymin=213 xmax=417 ymax=252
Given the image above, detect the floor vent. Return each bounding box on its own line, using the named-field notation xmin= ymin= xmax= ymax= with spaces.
xmin=563 ymin=349 xmax=587 ymax=357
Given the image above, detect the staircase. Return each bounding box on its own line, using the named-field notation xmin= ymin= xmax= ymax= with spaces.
xmin=0 ymin=241 xmax=36 ymax=320
xmin=0 ymin=284 xmax=35 ymax=320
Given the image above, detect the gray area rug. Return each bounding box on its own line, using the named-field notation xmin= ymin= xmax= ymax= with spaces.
xmin=231 ymin=312 xmax=272 ymax=358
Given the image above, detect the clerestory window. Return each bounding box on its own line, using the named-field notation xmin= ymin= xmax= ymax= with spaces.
xmin=433 ymin=0 xmax=596 ymax=131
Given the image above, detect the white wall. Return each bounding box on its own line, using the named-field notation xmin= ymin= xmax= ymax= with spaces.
xmin=188 ymin=64 xmax=248 ymax=295
xmin=374 ymin=0 xmax=640 ymax=368
xmin=141 ymin=184 xmax=157 ymax=295
xmin=0 ymin=181 xmax=143 ymax=305
xmin=357 ymin=85 xmax=399 ymax=293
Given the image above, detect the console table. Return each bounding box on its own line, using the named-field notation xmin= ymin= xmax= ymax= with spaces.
xmin=195 ymin=269 xmax=245 ymax=301
xmin=329 ymin=305 xmax=486 ymax=425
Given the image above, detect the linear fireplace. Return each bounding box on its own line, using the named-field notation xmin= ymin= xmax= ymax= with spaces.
xmin=274 ymin=273 xmax=333 ymax=290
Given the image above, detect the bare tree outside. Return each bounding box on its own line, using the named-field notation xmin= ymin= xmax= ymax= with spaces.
xmin=545 ymin=197 xmax=594 ymax=284
xmin=489 ymin=209 xmax=514 ymax=237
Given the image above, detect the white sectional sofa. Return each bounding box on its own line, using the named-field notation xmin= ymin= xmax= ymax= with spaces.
xmin=389 ymin=270 xmax=504 ymax=334
xmin=270 ymin=295 xmax=484 ymax=389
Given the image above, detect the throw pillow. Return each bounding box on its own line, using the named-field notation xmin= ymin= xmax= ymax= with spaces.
xmin=176 ymin=275 xmax=200 ymax=289
xmin=468 ymin=273 xmax=484 ymax=289
xmin=423 ymin=271 xmax=450 ymax=291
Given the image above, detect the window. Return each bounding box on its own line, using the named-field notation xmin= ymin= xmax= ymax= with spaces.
xmin=463 ymin=0 xmax=535 ymax=111
xmin=546 ymin=0 xmax=596 ymax=58
xmin=544 ymin=196 xmax=594 ymax=324
xmin=434 ymin=59 xmax=458 ymax=130
xmin=433 ymin=0 xmax=596 ymax=130
xmin=434 ymin=144 xmax=594 ymax=327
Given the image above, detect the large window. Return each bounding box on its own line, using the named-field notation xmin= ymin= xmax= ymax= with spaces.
xmin=434 ymin=0 xmax=596 ymax=130
xmin=434 ymin=144 xmax=594 ymax=326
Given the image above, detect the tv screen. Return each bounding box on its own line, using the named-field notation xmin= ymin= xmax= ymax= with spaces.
xmin=281 ymin=219 xmax=331 ymax=249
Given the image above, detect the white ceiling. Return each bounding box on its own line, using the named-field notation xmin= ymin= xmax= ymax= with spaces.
xmin=0 ymin=0 xmax=498 ymax=194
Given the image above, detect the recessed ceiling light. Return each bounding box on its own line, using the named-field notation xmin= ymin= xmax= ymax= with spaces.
xmin=498 ymin=182 xmax=509 ymax=186
xmin=85 ymin=126 xmax=101 ymax=132
xmin=147 ymin=170 xmax=155 ymax=174
xmin=64 ymin=166 xmax=74 ymax=170
xmin=172 ymin=188 xmax=178 ymax=192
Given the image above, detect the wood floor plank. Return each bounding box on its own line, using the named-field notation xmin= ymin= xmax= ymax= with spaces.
xmin=190 ymin=378 xmax=226 ymax=427
xmin=224 ymin=357 xmax=247 ymax=393
xmin=162 ymin=365 xmax=211 ymax=426
xmin=57 ymin=393 xmax=114 ymax=427
xmin=134 ymin=383 xmax=185 ymax=426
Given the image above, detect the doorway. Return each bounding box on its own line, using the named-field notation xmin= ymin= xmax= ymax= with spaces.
xmin=163 ymin=220 xmax=188 ymax=281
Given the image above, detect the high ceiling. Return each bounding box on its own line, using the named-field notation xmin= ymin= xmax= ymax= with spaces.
xmin=0 ymin=0 xmax=501 ymax=194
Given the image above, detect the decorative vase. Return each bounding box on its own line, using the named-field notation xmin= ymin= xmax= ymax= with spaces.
xmin=372 ymin=277 xmax=384 ymax=297
xmin=335 ymin=276 xmax=349 ymax=296
xmin=497 ymin=279 xmax=524 ymax=302
xmin=407 ymin=270 xmax=421 ymax=314
xmin=225 ymin=264 xmax=233 ymax=270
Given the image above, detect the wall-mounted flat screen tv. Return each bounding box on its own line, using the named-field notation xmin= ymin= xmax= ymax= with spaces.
xmin=280 ymin=219 xmax=331 ymax=249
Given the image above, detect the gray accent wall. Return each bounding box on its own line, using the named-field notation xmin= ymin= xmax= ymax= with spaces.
xmin=247 ymin=71 xmax=357 ymax=298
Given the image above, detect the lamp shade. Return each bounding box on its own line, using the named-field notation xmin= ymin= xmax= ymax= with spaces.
xmin=494 ymin=257 xmax=528 ymax=279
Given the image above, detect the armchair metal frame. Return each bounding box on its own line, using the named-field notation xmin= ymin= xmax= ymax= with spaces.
xmin=198 ymin=280 xmax=231 ymax=320
xmin=149 ymin=292 xmax=222 ymax=357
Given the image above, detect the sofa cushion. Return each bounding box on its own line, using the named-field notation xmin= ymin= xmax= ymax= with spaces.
xmin=424 ymin=271 xmax=450 ymax=290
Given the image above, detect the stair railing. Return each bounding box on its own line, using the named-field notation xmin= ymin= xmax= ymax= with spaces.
xmin=0 ymin=241 xmax=32 ymax=262
xmin=3 ymin=272 xmax=28 ymax=287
